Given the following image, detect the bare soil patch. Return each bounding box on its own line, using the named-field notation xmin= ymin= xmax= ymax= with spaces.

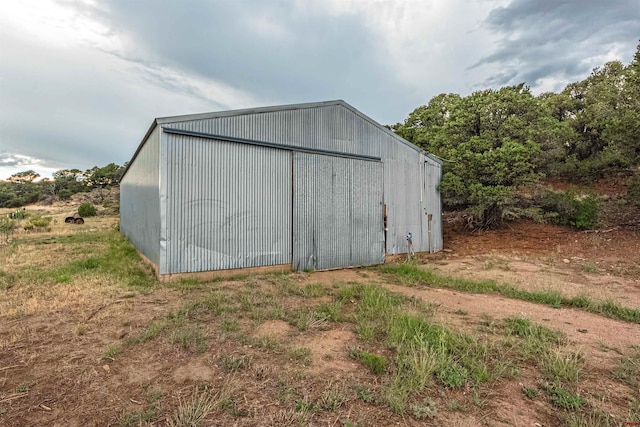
xmin=432 ymin=219 xmax=640 ymax=305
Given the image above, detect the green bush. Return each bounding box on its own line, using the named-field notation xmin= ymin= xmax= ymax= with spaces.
xmin=573 ymin=194 xmax=599 ymax=230
xmin=78 ymin=202 xmax=97 ymax=217
xmin=539 ymin=190 xmax=599 ymax=230
xmin=627 ymin=171 xmax=640 ymax=206
xmin=29 ymin=215 xmax=52 ymax=228
xmin=58 ymin=189 xmax=73 ymax=200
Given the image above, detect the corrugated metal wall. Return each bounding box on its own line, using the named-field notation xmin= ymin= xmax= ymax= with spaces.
xmin=292 ymin=153 xmax=383 ymax=271
xmin=349 ymin=157 xmax=385 ymax=265
xmin=120 ymin=126 xmax=161 ymax=266
xmin=162 ymin=133 xmax=292 ymax=274
xmin=164 ymin=102 xmax=441 ymax=255
xmin=423 ymin=155 xmax=443 ymax=252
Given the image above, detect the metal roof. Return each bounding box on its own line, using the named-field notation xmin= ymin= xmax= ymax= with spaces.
xmin=121 ymin=100 xmax=437 ymax=181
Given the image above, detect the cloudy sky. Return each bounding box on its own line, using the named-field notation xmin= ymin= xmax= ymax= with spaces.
xmin=0 ymin=0 xmax=638 ymax=180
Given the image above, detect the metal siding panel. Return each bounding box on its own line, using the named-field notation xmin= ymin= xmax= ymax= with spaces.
xmin=293 ymin=153 xmax=383 ymax=270
xmin=424 ymin=157 xmax=443 ymax=251
xmin=163 ymin=102 xmax=441 ymax=257
xmin=164 ymin=134 xmax=292 ymax=274
xmin=350 ymin=158 xmax=385 ymax=265
xmin=120 ymin=126 xmax=161 ymax=267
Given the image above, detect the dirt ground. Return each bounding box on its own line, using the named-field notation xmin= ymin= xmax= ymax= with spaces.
xmin=1 ymin=206 xmax=639 ymax=426
xmin=432 ymin=220 xmax=640 ymax=306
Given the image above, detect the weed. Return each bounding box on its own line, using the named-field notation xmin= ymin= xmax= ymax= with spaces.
xmin=581 ymin=262 xmax=598 ymax=273
xmin=119 ymin=383 xmax=163 ymax=427
xmin=388 ymin=313 xmax=491 ymax=389
xmin=407 ymin=295 xmax=438 ymax=317
xmin=613 ymin=346 xmax=640 ymax=390
xmin=348 ymin=348 xmax=386 ymax=374
xmin=220 ymin=354 xmax=251 ymax=372
xmin=270 ymin=409 xmax=308 ymax=425
xmin=410 ymin=398 xmax=438 ymax=419
xmin=292 ymin=310 xmax=330 ymax=331
xmin=276 ymin=377 xmax=295 ymax=402
xmin=522 ymin=387 xmax=538 ymax=399
xmin=102 ymin=344 xmax=123 ymax=360
xmin=130 ymin=320 xmax=167 ymax=343
xmin=445 ymin=399 xmax=465 ymax=411
xmin=75 ymin=324 xmax=87 ymax=336
xmin=250 ymin=336 xmax=281 ymax=353
xmin=628 ymin=398 xmax=640 ymax=422
xmin=562 ymin=410 xmax=616 ymax=427
xmin=353 ymin=384 xmax=374 ymax=403
xmin=541 ymin=350 xmax=583 ymax=386
xmin=184 ymin=293 xmax=228 ymax=317
xmin=172 ymin=278 xmax=203 ymax=292
xmin=315 ymin=301 xmax=345 ymax=322
xmin=302 ymin=283 xmax=325 ymax=297
xmin=268 ymin=273 xmax=298 ymax=295
xmin=436 ymin=359 xmax=468 ymax=388
xmin=381 ymin=376 xmax=410 ymax=415
xmin=360 ymin=352 xmax=387 ymax=374
xmin=341 ymin=418 xmax=362 ymax=427
xmin=502 ymin=316 xmax=565 ymax=359
xmin=453 ymin=309 xmax=469 ymax=316
xmin=289 ymin=347 xmax=312 ymax=366
xmin=118 ymin=408 xmax=159 ymax=427
xmin=542 ymin=383 xmax=585 ymax=410
xmin=503 ymin=316 xmax=562 ymax=342
xmin=295 ymin=399 xmax=315 ymax=413
xmin=169 ymin=325 xmax=208 ymax=353
xmin=317 ymin=385 xmax=346 ymax=411
xmin=220 ymin=316 xmax=239 ymax=333
xmin=15 ymin=379 xmax=34 ymax=393
xmin=167 ymin=388 xmax=218 ymax=427
xmin=395 ymin=340 xmax=437 ymax=391
xmin=142 ymin=383 xmax=164 ymax=402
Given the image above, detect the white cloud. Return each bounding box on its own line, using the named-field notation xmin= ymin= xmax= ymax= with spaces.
xmin=0 ymin=152 xmax=58 ymax=180
xmin=0 ymin=0 xmax=118 ymax=50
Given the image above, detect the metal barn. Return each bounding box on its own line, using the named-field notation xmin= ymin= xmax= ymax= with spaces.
xmin=120 ymin=100 xmax=442 ymax=277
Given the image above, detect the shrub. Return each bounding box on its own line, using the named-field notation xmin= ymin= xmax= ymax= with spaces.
xmin=78 ymin=202 xmax=97 ymax=217
xmin=0 ymin=217 xmax=16 ymax=241
xmin=28 ymin=215 xmax=52 ymax=231
xmin=573 ymin=193 xmax=599 ymax=230
xmin=58 ymin=189 xmax=73 ymax=200
xmin=539 ymin=190 xmax=599 ymax=230
xmin=627 ymin=171 xmax=640 ymax=206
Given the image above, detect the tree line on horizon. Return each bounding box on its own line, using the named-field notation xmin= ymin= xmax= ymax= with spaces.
xmin=0 ymin=163 xmax=125 ymax=208
xmin=393 ymin=42 xmax=640 ymax=228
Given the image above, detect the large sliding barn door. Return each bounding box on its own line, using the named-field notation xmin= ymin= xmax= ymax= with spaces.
xmin=293 ymin=152 xmax=384 ymax=271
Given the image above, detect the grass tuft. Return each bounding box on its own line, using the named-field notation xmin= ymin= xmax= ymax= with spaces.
xmin=541 ymin=350 xmax=583 ymax=386
xmin=219 ymin=354 xmax=251 ymax=372
xmin=541 ymin=383 xmax=585 ymax=410
xmin=169 ymin=325 xmax=208 ymax=353
xmin=613 ymin=346 xmax=640 ymax=390
xmin=167 ymin=388 xmax=218 ymax=427
xmin=102 ymin=343 xmax=123 ymax=360
xmin=289 ymin=347 xmax=312 ymax=366
xmin=348 ymin=348 xmax=387 ymax=374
